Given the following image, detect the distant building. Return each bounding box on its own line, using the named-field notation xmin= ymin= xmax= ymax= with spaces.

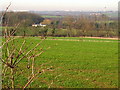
xmin=40 ymin=23 xmax=46 ymax=27
xmin=32 ymin=24 xmax=39 ymax=27
xmin=32 ymin=23 xmax=46 ymax=27
xmin=32 ymin=19 xmax=51 ymax=27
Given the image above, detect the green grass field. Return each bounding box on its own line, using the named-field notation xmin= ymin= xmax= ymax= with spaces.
xmin=2 ymin=37 xmax=118 ymax=88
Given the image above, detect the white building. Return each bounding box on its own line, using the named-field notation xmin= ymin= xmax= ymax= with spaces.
xmin=40 ymin=23 xmax=46 ymax=27
xmin=32 ymin=23 xmax=46 ymax=27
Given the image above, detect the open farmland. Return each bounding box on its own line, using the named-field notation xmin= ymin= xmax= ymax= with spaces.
xmin=2 ymin=37 xmax=118 ymax=88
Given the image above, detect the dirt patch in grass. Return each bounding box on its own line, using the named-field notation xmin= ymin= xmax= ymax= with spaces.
xmin=83 ymin=37 xmax=118 ymax=40
xmin=47 ymin=39 xmax=118 ymax=42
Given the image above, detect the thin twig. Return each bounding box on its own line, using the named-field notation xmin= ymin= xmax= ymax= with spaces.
xmin=14 ymin=39 xmax=45 ymax=66
xmin=23 ymin=69 xmax=43 ymax=89
xmin=32 ymin=57 xmax=35 ymax=75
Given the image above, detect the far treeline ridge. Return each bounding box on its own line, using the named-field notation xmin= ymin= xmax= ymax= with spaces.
xmin=1 ymin=11 xmax=118 ymax=37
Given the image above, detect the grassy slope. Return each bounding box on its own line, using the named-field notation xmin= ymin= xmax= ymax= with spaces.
xmin=4 ymin=37 xmax=118 ymax=88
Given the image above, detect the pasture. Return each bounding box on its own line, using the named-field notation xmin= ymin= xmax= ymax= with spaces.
xmin=2 ymin=37 xmax=118 ymax=88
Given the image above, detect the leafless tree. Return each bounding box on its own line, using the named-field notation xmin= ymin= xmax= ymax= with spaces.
xmin=1 ymin=3 xmax=53 ymax=89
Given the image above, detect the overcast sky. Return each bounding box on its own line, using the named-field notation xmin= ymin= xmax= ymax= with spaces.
xmin=0 ymin=0 xmax=119 ymax=11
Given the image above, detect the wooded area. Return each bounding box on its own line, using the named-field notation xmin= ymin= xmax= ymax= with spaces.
xmin=2 ymin=12 xmax=118 ymax=37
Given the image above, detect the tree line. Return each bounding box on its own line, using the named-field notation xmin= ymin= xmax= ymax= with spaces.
xmin=2 ymin=12 xmax=118 ymax=37
xmin=2 ymin=12 xmax=44 ymax=26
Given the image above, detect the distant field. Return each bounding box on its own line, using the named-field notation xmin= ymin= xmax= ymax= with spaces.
xmin=41 ymin=15 xmax=62 ymax=18
xmin=104 ymin=12 xmax=118 ymax=18
xmin=2 ymin=37 xmax=118 ymax=88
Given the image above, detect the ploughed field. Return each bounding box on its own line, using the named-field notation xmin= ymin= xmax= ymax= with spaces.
xmin=2 ymin=37 xmax=118 ymax=88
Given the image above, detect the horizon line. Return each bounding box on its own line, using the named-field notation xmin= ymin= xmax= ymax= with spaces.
xmin=0 ymin=10 xmax=118 ymax=12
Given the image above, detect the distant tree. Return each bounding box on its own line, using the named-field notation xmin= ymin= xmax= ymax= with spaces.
xmin=41 ymin=19 xmax=52 ymax=25
xmin=50 ymin=20 xmax=60 ymax=36
xmin=2 ymin=12 xmax=44 ymax=27
xmin=39 ymin=26 xmax=48 ymax=39
xmin=63 ymin=16 xmax=75 ymax=37
xmin=74 ymin=15 xmax=95 ymax=37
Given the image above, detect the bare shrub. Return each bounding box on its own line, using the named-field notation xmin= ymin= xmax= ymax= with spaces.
xmin=1 ymin=3 xmax=53 ymax=89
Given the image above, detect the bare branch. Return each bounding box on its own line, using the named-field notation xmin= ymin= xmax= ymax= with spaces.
xmin=14 ymin=39 xmax=45 ymax=66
